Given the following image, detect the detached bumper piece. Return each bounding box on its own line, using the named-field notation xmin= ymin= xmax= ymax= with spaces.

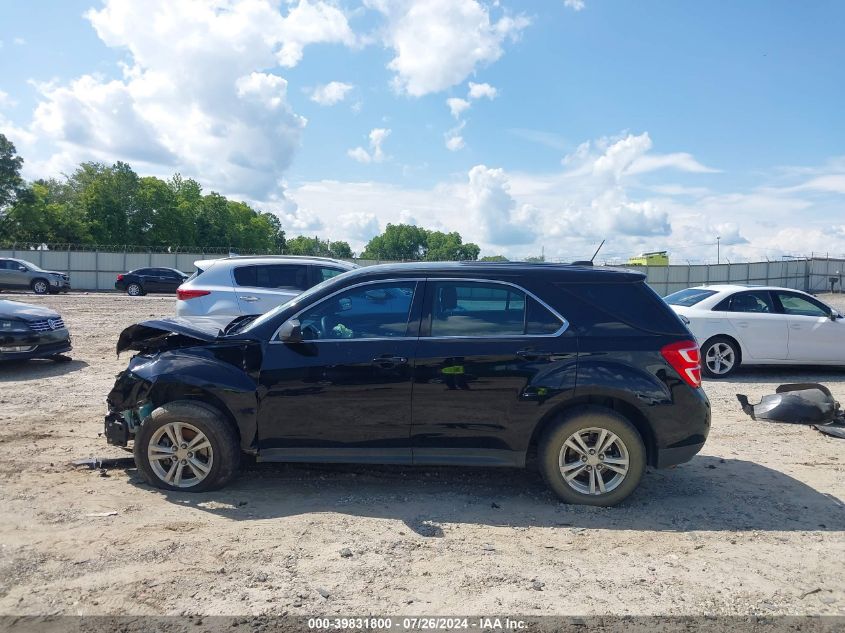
xmin=104 ymin=413 xmax=129 ymax=446
xmin=736 ymin=383 xmax=845 ymax=439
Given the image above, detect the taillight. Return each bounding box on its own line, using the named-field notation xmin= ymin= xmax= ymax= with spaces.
xmin=116 ymin=274 xmax=124 ymax=281
xmin=660 ymin=340 xmax=702 ymax=388
xmin=176 ymin=288 xmax=210 ymax=300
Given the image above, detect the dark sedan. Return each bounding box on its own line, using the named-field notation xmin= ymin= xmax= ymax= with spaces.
xmin=115 ymin=268 xmax=189 ymax=296
xmin=0 ymin=300 xmax=72 ymax=361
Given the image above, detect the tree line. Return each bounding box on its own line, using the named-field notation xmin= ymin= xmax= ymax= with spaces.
xmin=0 ymin=133 xmax=497 ymax=261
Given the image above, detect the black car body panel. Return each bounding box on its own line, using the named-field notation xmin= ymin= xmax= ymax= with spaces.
xmin=0 ymin=300 xmax=72 ymax=361
xmin=105 ymin=262 xmax=710 ymax=470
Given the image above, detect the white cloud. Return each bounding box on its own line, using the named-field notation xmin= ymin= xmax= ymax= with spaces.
xmin=467 ymin=81 xmax=497 ymax=100
xmin=446 ymin=135 xmax=465 ymax=152
xmin=348 ymin=127 xmax=391 ymax=163
xmin=629 ymin=152 xmax=720 ymax=175
xmin=339 ymin=211 xmax=380 ymax=241
xmin=12 ymin=0 xmax=363 ymax=200
xmin=275 ymin=0 xmax=356 ymax=67
xmin=467 ymin=165 xmax=537 ymax=245
xmin=370 ymin=0 xmax=529 ymax=96
xmin=13 ymin=37 xmax=26 ymax=45
xmin=564 ymin=0 xmax=586 ymax=11
xmin=0 ymin=90 xmax=14 ymax=108
xmin=310 ymin=81 xmax=354 ymax=106
xmin=446 ymin=97 xmax=470 ymax=118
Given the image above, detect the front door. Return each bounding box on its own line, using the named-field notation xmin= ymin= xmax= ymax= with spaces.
xmin=773 ymin=291 xmax=845 ymax=362
xmin=256 ymin=280 xmax=423 ymax=462
xmin=719 ymin=290 xmax=788 ymax=360
xmin=411 ymin=280 xmax=577 ymax=466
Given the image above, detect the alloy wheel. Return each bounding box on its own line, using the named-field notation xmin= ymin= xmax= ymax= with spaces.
xmin=558 ymin=427 xmax=630 ymax=495
xmin=705 ymin=342 xmax=735 ymax=375
xmin=33 ymin=281 xmax=48 ymax=294
xmin=128 ymin=284 xmax=141 ymax=296
xmin=147 ymin=422 xmax=213 ymax=488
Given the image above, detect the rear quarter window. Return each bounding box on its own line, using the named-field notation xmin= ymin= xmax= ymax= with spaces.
xmin=555 ymin=281 xmax=688 ymax=337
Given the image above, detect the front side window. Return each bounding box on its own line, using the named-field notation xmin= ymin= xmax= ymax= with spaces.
xmin=775 ymin=292 xmax=829 ymax=317
xmin=298 ymin=282 xmax=417 ymax=340
xmin=716 ymin=291 xmax=774 ymax=313
xmin=430 ymin=281 xmax=562 ymax=337
xmin=318 ymin=266 xmax=345 ymax=282
xmin=234 ymin=264 xmax=308 ymax=290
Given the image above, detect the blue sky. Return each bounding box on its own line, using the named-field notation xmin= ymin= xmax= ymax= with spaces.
xmin=1 ymin=0 xmax=844 ymax=261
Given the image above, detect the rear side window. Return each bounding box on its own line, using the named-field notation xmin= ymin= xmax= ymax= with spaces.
xmin=557 ymin=282 xmax=688 ymax=337
xmin=185 ymin=266 xmax=204 ymax=282
xmin=664 ymin=288 xmax=717 ymax=306
xmin=429 ymin=281 xmax=561 ymax=337
xmin=234 ymin=264 xmax=308 ymax=290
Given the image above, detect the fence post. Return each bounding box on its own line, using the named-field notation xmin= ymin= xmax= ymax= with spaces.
xmin=95 ymin=247 xmax=100 ymax=291
xmin=804 ymin=258 xmax=811 ymax=292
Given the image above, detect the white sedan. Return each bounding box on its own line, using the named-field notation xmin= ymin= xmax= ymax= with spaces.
xmin=664 ymin=285 xmax=845 ymax=377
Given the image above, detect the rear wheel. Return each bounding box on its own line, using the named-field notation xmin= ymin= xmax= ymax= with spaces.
xmin=539 ymin=407 xmax=646 ymax=507
xmin=126 ymin=283 xmax=143 ymax=296
xmin=701 ymin=336 xmax=739 ymax=378
xmin=31 ymin=279 xmax=50 ymax=295
xmin=134 ymin=401 xmax=240 ymax=492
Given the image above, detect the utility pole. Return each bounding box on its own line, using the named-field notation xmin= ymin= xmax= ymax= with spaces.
xmin=716 ymin=236 xmax=720 ymax=264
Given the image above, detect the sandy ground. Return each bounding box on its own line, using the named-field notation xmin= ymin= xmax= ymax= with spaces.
xmin=0 ymin=291 xmax=843 ymax=618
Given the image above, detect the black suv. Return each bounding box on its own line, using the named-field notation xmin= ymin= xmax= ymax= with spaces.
xmin=105 ymin=262 xmax=710 ymax=506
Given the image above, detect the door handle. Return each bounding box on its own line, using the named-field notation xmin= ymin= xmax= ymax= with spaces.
xmin=372 ymin=355 xmax=408 ymax=369
xmin=239 ymin=296 xmax=259 ymax=302
xmin=736 ymin=321 xmax=749 ymax=328
xmin=516 ymin=349 xmax=552 ymax=361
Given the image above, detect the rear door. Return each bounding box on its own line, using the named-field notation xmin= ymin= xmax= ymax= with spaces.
xmin=233 ymin=264 xmax=309 ymax=314
xmin=715 ymin=290 xmax=788 ymax=360
xmin=158 ymin=269 xmax=184 ymax=293
xmin=772 ymin=291 xmax=845 ymax=362
xmin=410 ymin=279 xmax=577 ymax=465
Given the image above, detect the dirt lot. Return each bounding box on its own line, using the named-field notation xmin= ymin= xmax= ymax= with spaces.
xmin=0 ymin=291 xmax=843 ymax=617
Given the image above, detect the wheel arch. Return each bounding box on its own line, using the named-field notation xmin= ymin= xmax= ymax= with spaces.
xmin=528 ymin=397 xmax=657 ymax=467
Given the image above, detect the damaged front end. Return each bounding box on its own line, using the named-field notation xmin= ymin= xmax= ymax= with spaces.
xmin=105 ymin=317 xmax=262 ymax=450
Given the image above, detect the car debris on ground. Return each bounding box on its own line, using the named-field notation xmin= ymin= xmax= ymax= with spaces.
xmin=737 ymin=383 xmax=845 ymax=439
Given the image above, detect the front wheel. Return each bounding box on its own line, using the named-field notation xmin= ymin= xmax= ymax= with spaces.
xmin=701 ymin=336 xmax=740 ymax=378
xmin=134 ymin=401 xmax=240 ymax=492
xmin=31 ymin=279 xmax=50 ymax=295
xmin=539 ymin=407 xmax=646 ymax=507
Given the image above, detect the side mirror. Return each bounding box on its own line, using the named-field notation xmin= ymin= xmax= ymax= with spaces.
xmin=831 ymin=312 xmax=842 ymax=321
xmin=277 ymin=319 xmax=302 ymax=342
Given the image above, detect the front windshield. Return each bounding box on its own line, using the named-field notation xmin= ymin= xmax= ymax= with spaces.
xmin=16 ymin=259 xmax=43 ymax=272
xmin=240 ymin=269 xmax=356 ymax=332
xmin=664 ymin=288 xmax=717 ymax=307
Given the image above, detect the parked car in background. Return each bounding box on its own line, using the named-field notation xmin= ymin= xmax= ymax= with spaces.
xmin=115 ymin=267 xmax=189 ymax=296
xmin=175 ymin=256 xmax=358 ymax=317
xmin=0 ymin=258 xmax=71 ymax=295
xmin=665 ymin=284 xmax=845 ymax=377
xmin=106 ymin=261 xmax=709 ymax=506
xmin=0 ymin=299 xmax=72 ymax=361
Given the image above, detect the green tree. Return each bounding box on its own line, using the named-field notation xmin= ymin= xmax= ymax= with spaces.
xmin=480 ymin=255 xmax=509 ymax=261
xmin=0 ymin=133 xmax=25 ymax=217
xmin=424 ymin=230 xmax=479 ymax=261
xmin=361 ymin=223 xmax=428 ymax=260
xmin=328 ymin=240 xmax=353 ymax=258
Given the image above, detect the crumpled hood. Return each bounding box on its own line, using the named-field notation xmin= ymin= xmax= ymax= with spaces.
xmin=116 ymin=315 xmax=236 ymax=355
xmin=0 ymin=299 xmax=61 ymax=321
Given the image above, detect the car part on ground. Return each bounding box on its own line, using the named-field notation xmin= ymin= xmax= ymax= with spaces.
xmin=105 ymin=261 xmax=710 ymax=505
xmin=174 ymin=255 xmax=358 ymax=318
xmin=0 ymin=257 xmax=71 ymax=294
xmin=115 ymin=268 xmax=188 ymax=296
xmin=0 ymin=299 xmax=72 ymax=362
xmin=667 ymin=284 xmax=845 ymax=374
xmin=736 ymin=383 xmax=845 ymax=439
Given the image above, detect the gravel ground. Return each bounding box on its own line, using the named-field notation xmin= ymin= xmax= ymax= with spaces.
xmin=0 ymin=291 xmax=843 ymax=617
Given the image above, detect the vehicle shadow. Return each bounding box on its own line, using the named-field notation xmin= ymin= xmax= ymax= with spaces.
xmin=0 ymin=358 xmax=88 ymax=381
xmin=131 ymin=455 xmax=845 ymax=533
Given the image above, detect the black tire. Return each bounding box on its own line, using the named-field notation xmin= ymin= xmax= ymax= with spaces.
xmin=50 ymin=354 xmax=72 ymax=363
xmin=700 ymin=335 xmax=740 ymax=379
xmin=134 ymin=401 xmax=240 ymax=492
xmin=538 ymin=407 xmax=646 ymax=507
xmin=126 ymin=283 xmax=144 ymax=297
xmin=31 ymin=279 xmax=50 ymax=295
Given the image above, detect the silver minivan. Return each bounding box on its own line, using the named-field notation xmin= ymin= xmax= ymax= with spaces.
xmin=175 ymin=256 xmax=357 ymax=318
